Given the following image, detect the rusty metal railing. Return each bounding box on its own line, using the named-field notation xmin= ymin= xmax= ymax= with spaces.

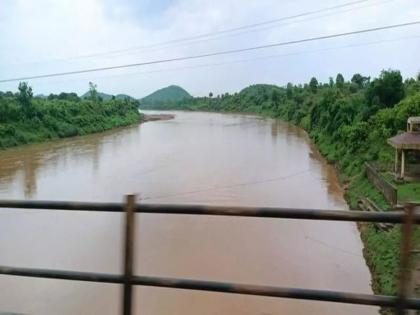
xmin=0 ymin=197 xmax=419 ymax=314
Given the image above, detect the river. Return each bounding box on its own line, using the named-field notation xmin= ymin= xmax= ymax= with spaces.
xmin=0 ymin=111 xmax=376 ymax=314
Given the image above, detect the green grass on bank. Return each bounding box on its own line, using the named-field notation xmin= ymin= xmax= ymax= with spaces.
xmin=346 ymin=174 xmax=391 ymax=210
xmin=381 ymin=171 xmax=420 ymax=203
xmin=397 ymin=182 xmax=420 ymax=203
xmin=360 ymin=224 xmax=402 ymax=295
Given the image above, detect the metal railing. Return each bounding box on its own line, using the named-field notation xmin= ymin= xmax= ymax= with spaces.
xmin=0 ymin=197 xmax=419 ymax=314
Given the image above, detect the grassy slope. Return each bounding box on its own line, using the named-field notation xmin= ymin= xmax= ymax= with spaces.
xmin=398 ymin=182 xmax=420 ymax=202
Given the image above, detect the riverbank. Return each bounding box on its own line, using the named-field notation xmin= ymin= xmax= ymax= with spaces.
xmin=0 ymin=112 xmax=177 ymax=151
xmin=0 ymin=90 xmax=143 ymax=150
xmin=312 ymin=135 xmax=403 ymax=297
xmin=141 ymin=74 xmax=420 ymax=311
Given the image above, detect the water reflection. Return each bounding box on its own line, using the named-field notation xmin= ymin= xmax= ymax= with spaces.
xmin=0 ymin=125 xmax=143 ymax=198
xmin=270 ymin=118 xmax=345 ymax=204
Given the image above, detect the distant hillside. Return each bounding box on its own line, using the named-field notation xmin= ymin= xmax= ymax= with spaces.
xmin=115 ymin=94 xmax=137 ymax=101
xmin=140 ymin=85 xmax=192 ymax=108
xmin=136 ymin=84 xmax=282 ymax=111
xmin=81 ymin=92 xmax=136 ymax=101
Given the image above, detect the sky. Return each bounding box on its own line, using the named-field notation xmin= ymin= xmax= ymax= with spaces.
xmin=0 ymin=0 xmax=420 ymax=98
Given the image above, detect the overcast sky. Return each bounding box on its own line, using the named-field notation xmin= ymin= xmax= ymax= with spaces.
xmin=0 ymin=0 xmax=420 ymax=97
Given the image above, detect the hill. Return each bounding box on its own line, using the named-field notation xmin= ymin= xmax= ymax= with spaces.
xmin=115 ymin=94 xmax=136 ymax=101
xmin=138 ymin=84 xmax=281 ymax=111
xmin=140 ymin=85 xmax=192 ymax=108
xmin=81 ymin=92 xmax=136 ymax=101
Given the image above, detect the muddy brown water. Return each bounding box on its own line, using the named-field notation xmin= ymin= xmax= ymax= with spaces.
xmin=0 ymin=111 xmax=377 ymax=314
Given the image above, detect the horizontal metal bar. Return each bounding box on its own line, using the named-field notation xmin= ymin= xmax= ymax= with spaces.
xmin=0 ymin=265 xmax=419 ymax=309
xmin=138 ymin=204 xmax=415 ymax=223
xmin=0 ymin=199 xmax=419 ymax=223
xmin=133 ymin=276 xmax=406 ymax=309
xmin=0 ymin=265 xmax=122 ymax=283
xmin=0 ymin=200 xmax=124 ymax=212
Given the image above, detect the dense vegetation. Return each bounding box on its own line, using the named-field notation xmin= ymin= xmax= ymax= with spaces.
xmin=0 ymin=82 xmax=142 ymax=149
xmin=145 ymin=70 xmax=420 ymax=300
xmin=80 ymin=91 xmax=137 ymax=101
xmin=140 ymin=85 xmax=192 ymax=108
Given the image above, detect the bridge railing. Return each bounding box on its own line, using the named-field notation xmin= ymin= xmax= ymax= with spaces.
xmin=0 ymin=197 xmax=419 ymax=315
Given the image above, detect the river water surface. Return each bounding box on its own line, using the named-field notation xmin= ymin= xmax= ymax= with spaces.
xmin=0 ymin=111 xmax=376 ymax=314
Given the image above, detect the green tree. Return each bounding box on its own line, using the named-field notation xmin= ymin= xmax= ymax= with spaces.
xmin=209 ymin=92 xmax=213 ymax=98
xmin=336 ymin=73 xmax=345 ymax=89
xmin=17 ymin=82 xmax=33 ymax=114
xmin=271 ymin=89 xmax=281 ymax=111
xmin=88 ymin=82 xmax=100 ymax=102
xmin=286 ymin=83 xmax=293 ymax=98
xmin=351 ymin=73 xmax=370 ymax=89
xmin=365 ymin=70 xmax=404 ymax=108
xmin=309 ymin=77 xmax=318 ymax=93
xmin=405 ymin=78 xmax=420 ymax=96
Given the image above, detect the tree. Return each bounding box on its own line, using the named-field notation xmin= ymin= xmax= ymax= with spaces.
xmin=47 ymin=92 xmax=80 ymax=102
xmin=309 ymin=77 xmax=318 ymax=93
xmin=351 ymin=73 xmax=370 ymax=89
xmin=329 ymin=77 xmax=334 ymax=87
xmin=286 ymin=83 xmax=293 ymax=98
xmin=209 ymin=92 xmax=213 ymax=98
xmin=365 ymin=70 xmax=404 ymax=108
xmin=17 ymin=82 xmax=33 ymax=112
xmin=88 ymin=82 xmax=100 ymax=102
xmin=405 ymin=78 xmax=420 ymax=96
xmin=336 ymin=73 xmax=345 ymax=89
xmin=271 ymin=89 xmax=281 ymax=111
xmin=59 ymin=92 xmax=79 ymax=102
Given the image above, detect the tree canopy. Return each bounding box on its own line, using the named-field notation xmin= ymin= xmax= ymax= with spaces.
xmin=0 ymin=83 xmax=141 ymax=149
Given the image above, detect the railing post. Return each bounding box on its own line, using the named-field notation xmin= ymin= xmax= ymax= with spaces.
xmin=396 ymin=204 xmax=416 ymax=315
xmin=122 ymin=194 xmax=136 ymax=315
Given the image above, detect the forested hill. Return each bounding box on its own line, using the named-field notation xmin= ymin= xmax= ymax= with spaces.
xmin=80 ymin=91 xmax=137 ymax=101
xmin=140 ymin=85 xmax=192 ymax=108
xmin=0 ymin=83 xmax=142 ymax=149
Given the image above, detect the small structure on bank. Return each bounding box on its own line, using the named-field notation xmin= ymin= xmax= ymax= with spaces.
xmin=388 ymin=117 xmax=420 ymax=180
